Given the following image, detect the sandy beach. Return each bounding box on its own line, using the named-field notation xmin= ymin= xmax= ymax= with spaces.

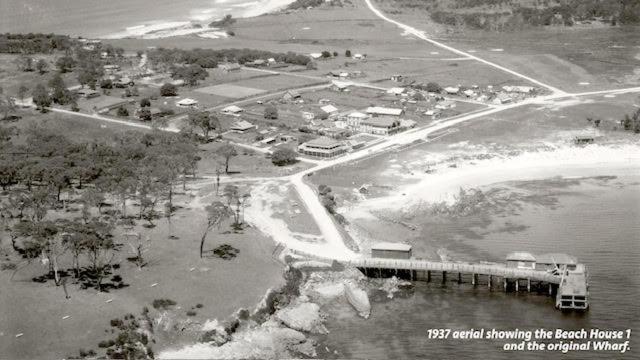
xmin=0 ymin=0 xmax=296 ymax=39
xmin=345 ymin=143 xmax=640 ymax=222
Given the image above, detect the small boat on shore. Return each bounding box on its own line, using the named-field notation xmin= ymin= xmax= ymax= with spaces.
xmin=344 ymin=280 xmax=371 ymax=318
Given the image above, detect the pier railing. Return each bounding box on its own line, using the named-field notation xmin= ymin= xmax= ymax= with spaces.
xmin=346 ymin=258 xmax=561 ymax=284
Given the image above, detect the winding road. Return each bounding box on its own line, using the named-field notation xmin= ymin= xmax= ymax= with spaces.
xmin=44 ymin=1 xmax=640 ymax=262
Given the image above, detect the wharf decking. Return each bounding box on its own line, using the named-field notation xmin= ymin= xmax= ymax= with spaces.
xmin=347 ymin=258 xmax=561 ymax=284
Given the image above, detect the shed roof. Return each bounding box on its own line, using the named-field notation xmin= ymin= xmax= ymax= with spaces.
xmin=366 ymin=106 xmax=403 ymax=116
xmin=230 ymin=120 xmax=255 ymax=131
xmin=371 ymin=242 xmax=412 ymax=252
xmin=505 ymin=251 xmax=536 ymax=262
xmin=321 ymin=104 xmax=338 ymax=113
xmin=176 ymin=98 xmax=198 ymax=105
xmin=222 ymin=105 xmax=243 ymax=113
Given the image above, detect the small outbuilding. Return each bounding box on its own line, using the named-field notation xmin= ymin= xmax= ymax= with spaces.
xmin=371 ymin=242 xmax=412 ymax=259
xmin=176 ymin=98 xmax=199 ymax=108
xmin=221 ymin=105 xmax=244 ymax=115
xmin=505 ymin=252 xmax=536 ymax=269
xmin=230 ymin=120 xmax=255 ymax=133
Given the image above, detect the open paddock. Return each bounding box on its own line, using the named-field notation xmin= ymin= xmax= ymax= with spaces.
xmin=231 ymin=73 xmax=326 ymax=92
xmin=195 ymin=83 xmax=266 ymax=98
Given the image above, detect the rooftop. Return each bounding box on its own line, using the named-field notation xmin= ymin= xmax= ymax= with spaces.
xmin=505 ymin=251 xmax=536 ymax=262
xmin=366 ymin=106 xmax=403 ymax=116
xmin=371 ymin=242 xmax=412 ymax=252
xmin=361 ymin=117 xmax=399 ymax=128
xmin=303 ymin=136 xmax=343 ymax=149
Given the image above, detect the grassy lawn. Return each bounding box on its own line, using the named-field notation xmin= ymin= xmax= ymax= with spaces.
xmin=0 ymin=184 xmax=285 ymax=360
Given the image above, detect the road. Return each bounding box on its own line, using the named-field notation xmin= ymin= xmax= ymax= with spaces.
xmin=42 ymin=2 xmax=640 ymax=262
xmin=362 ymin=0 xmax=567 ymax=96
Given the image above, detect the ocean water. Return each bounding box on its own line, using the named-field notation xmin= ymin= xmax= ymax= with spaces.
xmin=317 ymin=176 xmax=640 ymax=359
xmin=0 ymin=0 xmax=291 ymax=38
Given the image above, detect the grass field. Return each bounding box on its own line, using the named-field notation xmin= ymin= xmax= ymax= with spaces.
xmin=196 ymin=83 xmax=266 ymax=98
xmin=0 ymin=186 xmax=285 ymax=359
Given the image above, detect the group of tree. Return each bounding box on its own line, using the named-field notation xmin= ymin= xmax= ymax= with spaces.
xmin=160 ymin=82 xmax=178 ymax=97
xmin=170 ymin=64 xmax=209 ymax=86
xmin=0 ymin=33 xmax=74 ymax=54
xmin=182 ymin=110 xmax=220 ymax=140
xmin=271 ymin=147 xmax=297 ymax=166
xmin=0 ymin=125 xmax=201 ymax=290
xmin=147 ymin=48 xmax=311 ymax=70
xmin=621 ymin=107 xmax=640 ymax=133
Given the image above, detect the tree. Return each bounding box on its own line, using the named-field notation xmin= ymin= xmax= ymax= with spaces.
xmin=222 ymin=185 xmax=250 ymax=228
xmin=140 ymin=98 xmax=151 ymax=108
xmin=36 ymin=59 xmax=49 ymax=74
xmin=17 ymin=84 xmax=29 ymax=102
xmin=0 ymin=87 xmax=17 ymax=120
xmin=14 ymin=56 xmax=34 ymax=72
xmin=271 ymin=147 xmax=298 ymax=166
xmin=264 ymin=105 xmax=278 ymax=119
xmin=186 ymin=111 xmax=219 ymax=140
xmin=138 ymin=108 xmax=152 ymax=121
xmin=77 ymin=67 xmax=100 ymax=89
xmin=345 ymin=49 xmax=352 ymax=57
xmin=160 ymin=83 xmax=178 ymax=97
xmin=48 ymin=73 xmax=72 ymax=105
xmin=216 ymin=142 xmax=237 ymax=174
xmin=332 ymin=51 xmax=339 ymax=57
xmin=82 ymin=220 xmax=118 ymax=291
xmin=100 ymin=78 xmax=113 ymax=89
xmin=321 ymin=51 xmax=332 ymax=58
xmin=56 ymin=55 xmax=76 ymax=73
xmin=199 ymin=201 xmax=231 ymax=258
xmin=32 ymin=83 xmax=52 ymax=111
xmin=171 ymin=64 xmax=208 ymax=86
xmin=426 ymin=82 xmax=442 ymax=93
xmin=117 ymin=105 xmax=129 ymax=117
xmin=14 ymin=220 xmax=65 ymax=286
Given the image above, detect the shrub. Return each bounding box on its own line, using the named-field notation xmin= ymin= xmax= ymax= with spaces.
xmin=110 ymin=318 xmax=123 ymax=327
xmin=196 ymin=303 xmax=204 ymax=308
xmin=140 ymin=98 xmax=151 ymax=107
xmin=345 ymin=49 xmax=352 ymax=57
xmin=186 ymin=310 xmax=197 ymax=316
xmin=264 ymin=105 xmax=278 ymax=119
xmin=116 ymin=105 xmax=129 ymax=117
xmin=138 ymin=108 xmax=152 ymax=121
xmin=160 ymin=83 xmax=178 ymax=97
xmin=152 ymin=298 xmax=177 ymax=310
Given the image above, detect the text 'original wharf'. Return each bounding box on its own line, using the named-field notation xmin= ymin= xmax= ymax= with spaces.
xmin=349 ymin=244 xmax=589 ymax=311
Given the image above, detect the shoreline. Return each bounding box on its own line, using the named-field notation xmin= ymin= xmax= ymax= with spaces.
xmin=345 ymin=143 xmax=640 ymax=222
xmin=100 ymin=0 xmax=297 ymax=40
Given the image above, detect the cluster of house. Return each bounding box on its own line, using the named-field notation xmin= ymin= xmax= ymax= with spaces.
xmin=243 ymin=58 xmax=287 ymax=68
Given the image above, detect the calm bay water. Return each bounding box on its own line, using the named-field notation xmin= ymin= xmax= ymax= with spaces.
xmin=317 ymin=176 xmax=640 ymax=359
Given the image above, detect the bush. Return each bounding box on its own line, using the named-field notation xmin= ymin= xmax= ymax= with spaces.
xmin=345 ymin=49 xmax=352 ymax=57
xmin=160 ymin=83 xmax=178 ymax=97
xmin=426 ymin=82 xmax=442 ymax=93
xmin=138 ymin=108 xmax=152 ymax=121
xmin=110 ymin=318 xmax=123 ymax=327
xmin=186 ymin=310 xmax=197 ymax=316
xmin=264 ymin=105 xmax=278 ymax=119
xmin=140 ymin=98 xmax=151 ymax=107
xmin=116 ymin=105 xmax=129 ymax=117
xmin=100 ymin=79 xmax=113 ymax=89
xmin=271 ymin=147 xmax=297 ymax=166
xmin=152 ymin=298 xmax=177 ymax=310
xmin=196 ymin=303 xmax=204 ymax=308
